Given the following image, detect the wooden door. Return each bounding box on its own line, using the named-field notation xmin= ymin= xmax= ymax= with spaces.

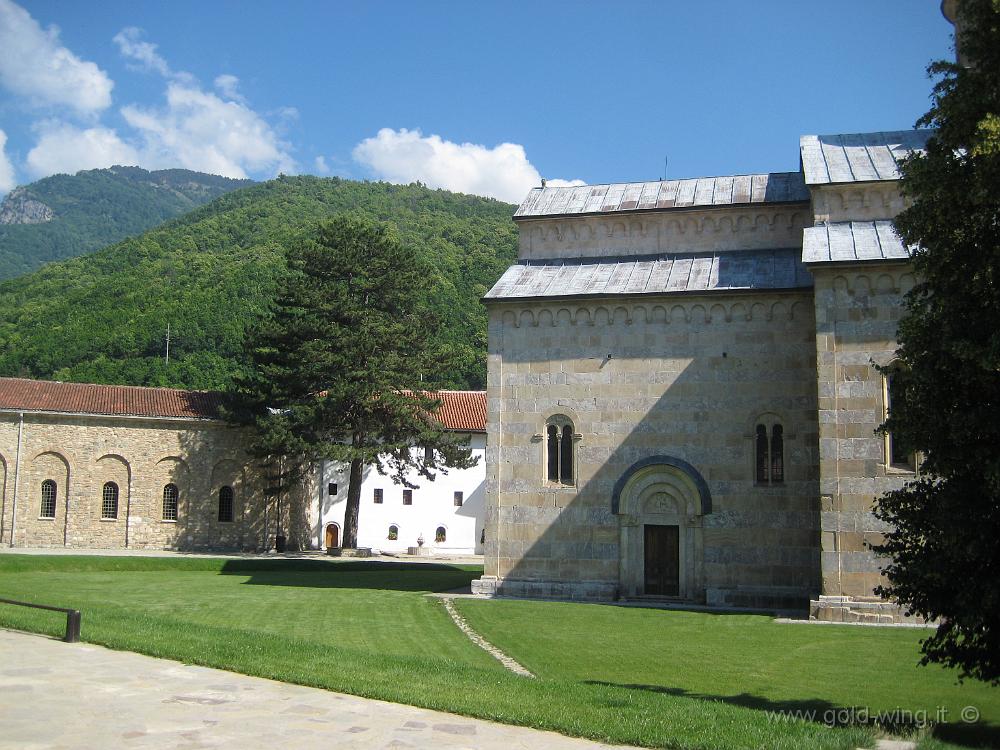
xmin=325 ymin=524 xmax=339 ymax=549
xmin=644 ymin=524 xmax=679 ymax=596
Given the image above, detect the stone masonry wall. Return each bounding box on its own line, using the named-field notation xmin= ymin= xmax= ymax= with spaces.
xmin=0 ymin=413 xmax=299 ymax=551
xmin=481 ymin=291 xmax=822 ymax=607
xmin=812 ymin=264 xmax=916 ymax=602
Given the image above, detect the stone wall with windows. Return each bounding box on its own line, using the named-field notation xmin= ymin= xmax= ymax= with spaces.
xmin=810 ymin=263 xmax=923 ymax=621
xmin=477 ymin=291 xmax=822 ymax=608
xmin=0 ymin=412 xmax=286 ymax=551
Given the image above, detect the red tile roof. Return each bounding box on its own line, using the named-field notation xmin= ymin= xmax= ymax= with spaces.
xmin=0 ymin=378 xmax=487 ymax=430
xmin=419 ymin=390 xmax=487 ymax=433
xmin=0 ymin=377 xmax=224 ymax=420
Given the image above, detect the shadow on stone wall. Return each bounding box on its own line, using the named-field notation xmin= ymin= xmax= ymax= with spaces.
xmin=489 ymin=299 xmax=822 ymax=609
xmin=171 ymin=426 xmax=312 ymax=553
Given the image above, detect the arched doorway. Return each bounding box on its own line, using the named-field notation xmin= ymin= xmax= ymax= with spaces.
xmin=612 ymin=457 xmax=711 ymax=600
xmin=325 ymin=523 xmax=340 ymax=549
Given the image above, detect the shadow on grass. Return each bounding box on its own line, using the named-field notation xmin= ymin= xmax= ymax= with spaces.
xmin=220 ymin=558 xmax=481 ymax=593
xmin=584 ymin=680 xmax=999 ymax=746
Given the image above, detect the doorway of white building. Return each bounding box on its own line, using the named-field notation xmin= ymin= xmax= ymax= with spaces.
xmin=325 ymin=523 xmax=340 ymax=550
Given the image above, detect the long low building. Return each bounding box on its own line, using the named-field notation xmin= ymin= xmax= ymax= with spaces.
xmin=0 ymin=377 xmax=486 ymax=554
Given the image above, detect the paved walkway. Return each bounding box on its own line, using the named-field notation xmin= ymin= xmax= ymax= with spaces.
xmin=0 ymin=630 xmax=629 ymax=750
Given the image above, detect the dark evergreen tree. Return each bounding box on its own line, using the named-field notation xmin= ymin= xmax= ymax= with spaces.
xmin=875 ymin=0 xmax=1000 ymax=684
xmin=230 ymin=215 xmax=477 ymax=549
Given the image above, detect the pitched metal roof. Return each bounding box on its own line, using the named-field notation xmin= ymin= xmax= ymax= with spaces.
xmin=0 ymin=377 xmax=224 ymax=420
xmin=802 ymin=221 xmax=913 ymax=264
xmin=402 ymin=390 xmax=486 ymax=433
xmin=484 ymin=248 xmax=812 ymax=301
xmin=799 ymin=130 xmax=933 ymax=185
xmin=514 ymin=172 xmax=808 ymax=219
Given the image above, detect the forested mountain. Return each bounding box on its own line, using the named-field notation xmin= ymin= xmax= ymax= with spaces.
xmin=0 ymin=166 xmax=252 ymax=280
xmin=0 ymin=176 xmax=517 ymax=390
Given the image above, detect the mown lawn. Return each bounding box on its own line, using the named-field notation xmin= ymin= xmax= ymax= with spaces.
xmin=0 ymin=555 xmax=995 ymax=750
xmin=454 ymin=599 xmax=1000 ymax=750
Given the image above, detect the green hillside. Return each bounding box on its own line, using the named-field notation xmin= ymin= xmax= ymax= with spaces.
xmin=0 ymin=176 xmax=517 ymax=390
xmin=0 ymin=166 xmax=253 ymax=280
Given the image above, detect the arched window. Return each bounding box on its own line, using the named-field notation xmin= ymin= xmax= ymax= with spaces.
xmin=545 ymin=416 xmax=575 ymax=485
xmin=218 ymin=485 xmax=234 ymax=522
xmin=435 ymin=526 xmax=446 ymax=543
xmin=102 ymin=481 xmax=119 ymax=519
xmin=162 ymin=484 xmax=179 ymax=521
xmin=886 ymin=366 xmax=917 ymax=471
xmin=388 ymin=524 xmax=399 ymax=540
xmin=755 ymin=424 xmax=769 ymax=484
xmin=40 ymin=480 xmax=56 ymax=519
xmin=770 ymin=425 xmax=784 ymax=484
xmin=755 ymin=422 xmax=784 ymax=485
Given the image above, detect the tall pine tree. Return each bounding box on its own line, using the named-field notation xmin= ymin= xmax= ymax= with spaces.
xmin=874 ymin=0 xmax=1000 ymax=683
xmin=230 ymin=215 xmax=476 ymax=549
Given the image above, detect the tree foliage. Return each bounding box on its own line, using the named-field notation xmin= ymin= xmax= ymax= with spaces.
xmin=229 ymin=215 xmax=477 ymax=548
xmin=0 ymin=176 xmax=517 ymax=390
xmin=0 ymin=166 xmax=251 ymax=280
xmin=875 ymin=0 xmax=1000 ymax=684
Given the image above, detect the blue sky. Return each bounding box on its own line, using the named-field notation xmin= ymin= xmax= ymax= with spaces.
xmin=0 ymin=0 xmax=953 ymax=204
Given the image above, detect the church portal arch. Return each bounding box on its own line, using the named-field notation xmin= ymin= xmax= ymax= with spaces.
xmin=612 ymin=457 xmax=709 ymax=601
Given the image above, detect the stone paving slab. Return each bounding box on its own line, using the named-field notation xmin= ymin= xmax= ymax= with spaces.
xmin=0 ymin=630 xmax=630 ymax=750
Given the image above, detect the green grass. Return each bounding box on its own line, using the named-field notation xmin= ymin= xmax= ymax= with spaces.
xmin=0 ymin=555 xmax=995 ymax=750
xmin=455 ymin=598 xmax=1000 ymax=749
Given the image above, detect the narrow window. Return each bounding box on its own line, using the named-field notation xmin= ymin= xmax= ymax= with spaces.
xmin=770 ymin=425 xmax=784 ymax=484
xmin=454 ymin=491 xmax=464 ymax=507
xmin=162 ymin=483 xmax=179 ymax=521
xmin=423 ymin=446 xmax=433 ymax=463
xmin=403 ymin=489 xmax=413 ymax=505
xmin=546 ymin=417 xmax=575 ymax=486
xmin=755 ymin=424 xmax=769 ymax=484
xmin=102 ymin=481 xmax=119 ymax=519
xmin=546 ymin=424 xmax=559 ymax=482
xmin=560 ymin=424 xmax=574 ymax=484
xmin=373 ymin=488 xmax=383 ymax=504
xmin=40 ymin=479 xmax=56 ymax=518
xmin=887 ymin=369 xmax=916 ymax=470
xmin=388 ymin=524 xmax=398 ymax=540
xmin=218 ymin=485 xmax=234 ymax=522
xmin=435 ymin=526 xmax=446 ymax=543
xmin=328 ymin=482 xmax=337 ymax=496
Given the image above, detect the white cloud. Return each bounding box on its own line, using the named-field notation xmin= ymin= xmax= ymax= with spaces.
xmin=313 ymin=155 xmax=330 ymax=174
xmin=213 ymin=74 xmax=244 ymax=103
xmin=0 ymin=0 xmax=113 ymax=114
xmin=352 ymin=128 xmax=584 ymax=203
xmin=25 ymin=122 xmax=139 ymax=178
xmin=0 ymin=129 xmax=17 ymax=193
xmin=121 ymin=82 xmax=295 ymax=179
xmin=112 ymin=26 xmax=170 ymax=77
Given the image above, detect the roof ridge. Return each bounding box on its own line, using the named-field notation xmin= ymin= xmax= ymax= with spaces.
xmin=0 ymin=376 xmax=218 ymax=396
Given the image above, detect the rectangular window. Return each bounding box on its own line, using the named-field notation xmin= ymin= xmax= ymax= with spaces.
xmin=373 ymin=488 xmax=383 ymax=504
xmin=454 ymin=491 xmax=463 ymax=507
xmin=403 ymin=489 xmax=413 ymax=505
xmin=423 ymin=446 xmax=433 ymax=462
xmin=328 ymin=482 xmax=337 ymax=496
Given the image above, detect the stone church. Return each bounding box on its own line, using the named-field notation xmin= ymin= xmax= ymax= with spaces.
xmin=471 ymin=129 xmax=931 ymax=623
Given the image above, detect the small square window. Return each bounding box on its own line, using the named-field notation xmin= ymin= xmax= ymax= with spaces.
xmin=328 ymin=482 xmax=337 ymax=496
xmin=454 ymin=491 xmax=463 ymax=507
xmin=403 ymin=489 xmax=413 ymax=505
xmin=373 ymin=488 xmax=383 ymax=504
